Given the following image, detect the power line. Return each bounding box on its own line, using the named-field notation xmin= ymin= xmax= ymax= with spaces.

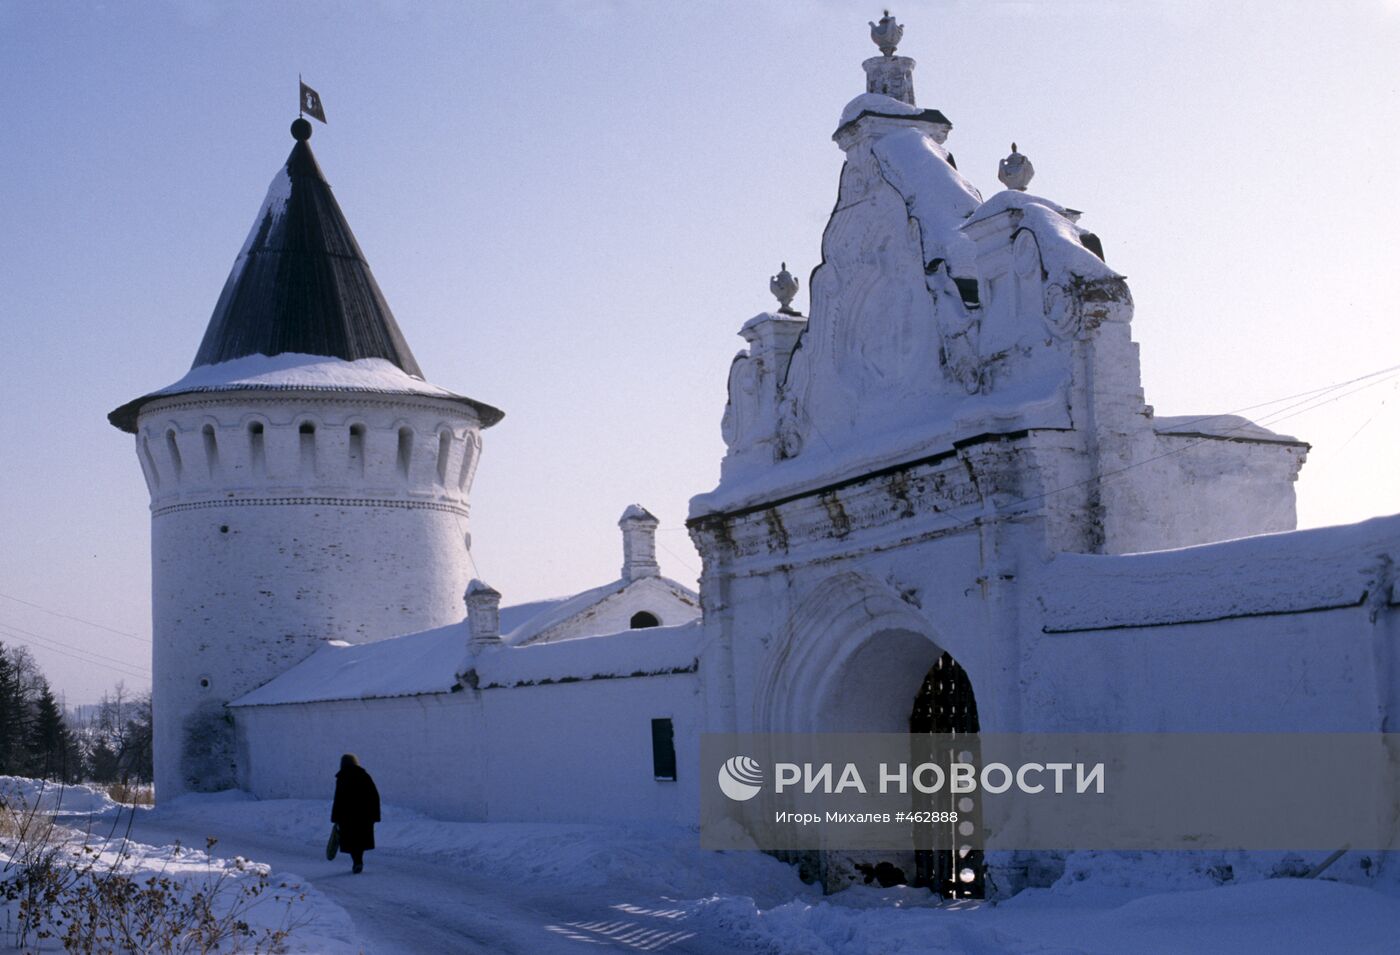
xmin=0 ymin=618 xmax=150 ymax=674
xmin=0 ymin=591 xmax=149 ymax=644
xmin=1154 ymin=362 xmax=1400 ymax=434
xmin=997 ymin=363 xmax=1400 ymax=520
xmin=0 ymin=622 xmax=150 ymax=681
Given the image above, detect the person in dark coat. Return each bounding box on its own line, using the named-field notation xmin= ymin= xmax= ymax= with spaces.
xmin=331 ymin=753 xmax=381 ymax=873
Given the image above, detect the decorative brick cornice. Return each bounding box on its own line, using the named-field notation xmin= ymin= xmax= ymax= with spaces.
xmin=139 ymin=391 xmax=479 ymax=424
xmin=152 ymin=496 xmax=471 ymax=519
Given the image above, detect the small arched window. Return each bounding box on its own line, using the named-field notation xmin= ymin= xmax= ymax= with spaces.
xmin=630 ymin=611 xmax=660 ymax=630
xmin=298 ymin=421 xmax=316 ymax=474
xmin=247 ymin=421 xmax=266 ymax=477
xmin=436 ymin=431 xmax=452 ymax=485
xmin=201 ymin=424 xmax=219 ymax=476
xmin=165 ymin=429 xmax=183 ymax=477
xmin=348 ymin=424 xmax=365 ymax=477
xmin=397 ymin=427 xmax=414 ymax=478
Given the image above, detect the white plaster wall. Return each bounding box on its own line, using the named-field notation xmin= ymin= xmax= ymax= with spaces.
xmin=236 ymin=693 xmax=486 ymax=820
xmin=235 ymin=670 xmax=703 ymax=825
xmin=137 ymin=390 xmax=483 ymax=798
xmin=478 ymin=673 xmax=702 ymax=824
xmin=1021 ymin=607 xmax=1388 ymax=733
xmin=1139 ymin=435 xmax=1305 ymax=550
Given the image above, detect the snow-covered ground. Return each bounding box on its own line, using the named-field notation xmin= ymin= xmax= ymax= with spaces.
xmin=3 ymin=778 xmax=1398 ymax=953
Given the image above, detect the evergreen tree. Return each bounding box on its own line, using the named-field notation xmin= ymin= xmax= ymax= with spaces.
xmin=87 ymin=739 xmax=121 ymax=784
xmin=0 ymin=646 xmax=27 ymax=773
xmin=25 ymin=680 xmax=80 ymax=783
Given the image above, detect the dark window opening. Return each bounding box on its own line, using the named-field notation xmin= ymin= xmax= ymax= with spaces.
xmin=348 ymin=424 xmax=365 ymax=477
xmin=651 ymin=718 xmax=676 ymax=781
xmin=165 ymin=429 xmax=183 ymax=477
xmin=397 ymin=427 xmax=414 ymax=478
xmin=202 ymin=424 xmax=219 ymax=476
xmin=248 ymin=422 xmax=265 ymax=476
xmin=1079 ymin=232 xmax=1106 ymax=262
xmin=299 ymin=422 xmax=316 ymax=473
xmin=952 ymin=277 xmax=981 ymax=309
xmin=630 ymin=611 xmax=660 ymax=629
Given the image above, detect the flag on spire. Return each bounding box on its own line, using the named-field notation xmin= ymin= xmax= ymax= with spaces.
xmin=299 ymin=81 xmax=327 ymax=124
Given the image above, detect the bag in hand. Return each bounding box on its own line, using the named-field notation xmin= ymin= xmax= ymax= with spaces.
xmin=326 ymin=824 xmax=340 ymax=861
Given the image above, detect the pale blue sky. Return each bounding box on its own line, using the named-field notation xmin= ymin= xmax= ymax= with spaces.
xmin=2 ymin=0 xmax=1398 ymax=702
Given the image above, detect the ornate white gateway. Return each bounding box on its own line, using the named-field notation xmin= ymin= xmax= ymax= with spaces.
xmin=688 ymin=16 xmax=1326 ymax=896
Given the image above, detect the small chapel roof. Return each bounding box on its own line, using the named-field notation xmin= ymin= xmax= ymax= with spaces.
xmin=109 ymin=119 xmax=503 ymax=432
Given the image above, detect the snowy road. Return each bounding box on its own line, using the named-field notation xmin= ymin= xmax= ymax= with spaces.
xmin=128 ymin=814 xmax=746 ymax=955
xmin=104 ymin=793 xmax=1400 ymax=955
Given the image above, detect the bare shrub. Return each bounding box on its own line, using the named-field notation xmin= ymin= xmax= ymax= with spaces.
xmin=0 ymin=785 xmax=305 ymax=953
xmin=106 ymin=782 xmax=155 ymax=807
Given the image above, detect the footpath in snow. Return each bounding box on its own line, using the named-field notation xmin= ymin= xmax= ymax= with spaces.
xmin=4 ymin=779 xmax=1400 ymax=953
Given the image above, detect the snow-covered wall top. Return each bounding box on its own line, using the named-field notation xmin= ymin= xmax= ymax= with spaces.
xmin=230 ymin=616 xmax=704 ymax=707
xmin=230 ymin=622 xmax=469 ymax=707
xmin=473 ymin=621 xmax=702 ymax=689
xmin=1039 ymin=513 xmax=1400 ymax=632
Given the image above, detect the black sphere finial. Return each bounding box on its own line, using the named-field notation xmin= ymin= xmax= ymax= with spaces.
xmin=291 ymin=118 xmax=312 ymax=142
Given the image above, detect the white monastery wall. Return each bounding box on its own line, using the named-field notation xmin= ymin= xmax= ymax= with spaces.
xmin=235 ymin=694 xmax=486 ymax=821
xmin=235 ymin=669 xmax=703 ymax=825
xmin=477 ymin=674 xmax=702 ymax=825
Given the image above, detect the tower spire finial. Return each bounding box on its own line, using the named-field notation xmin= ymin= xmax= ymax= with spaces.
xmin=869 ymin=11 xmax=904 ymax=57
xmin=862 ymin=13 xmax=916 ymax=106
xmin=998 ymin=143 xmax=1035 ymax=192
xmin=770 ymin=262 xmax=800 ymax=315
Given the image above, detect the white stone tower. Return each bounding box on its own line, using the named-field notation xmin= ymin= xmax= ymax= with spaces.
xmin=110 ymin=118 xmax=502 ymax=799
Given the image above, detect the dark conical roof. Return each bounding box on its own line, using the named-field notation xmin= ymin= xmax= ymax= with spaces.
xmin=107 ymin=121 xmax=504 ymax=434
xmin=191 ymin=121 xmax=423 ymax=374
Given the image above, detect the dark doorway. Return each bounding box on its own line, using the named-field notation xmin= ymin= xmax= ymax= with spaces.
xmin=909 ymin=651 xmax=984 ymax=899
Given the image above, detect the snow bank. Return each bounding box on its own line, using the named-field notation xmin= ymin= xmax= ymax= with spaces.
xmin=0 ymin=776 xmax=118 ymax=815
xmin=0 ymin=785 xmax=356 ymax=953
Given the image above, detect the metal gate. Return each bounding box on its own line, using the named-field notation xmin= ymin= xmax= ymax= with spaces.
xmin=908 ymin=651 xmax=985 ymax=899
